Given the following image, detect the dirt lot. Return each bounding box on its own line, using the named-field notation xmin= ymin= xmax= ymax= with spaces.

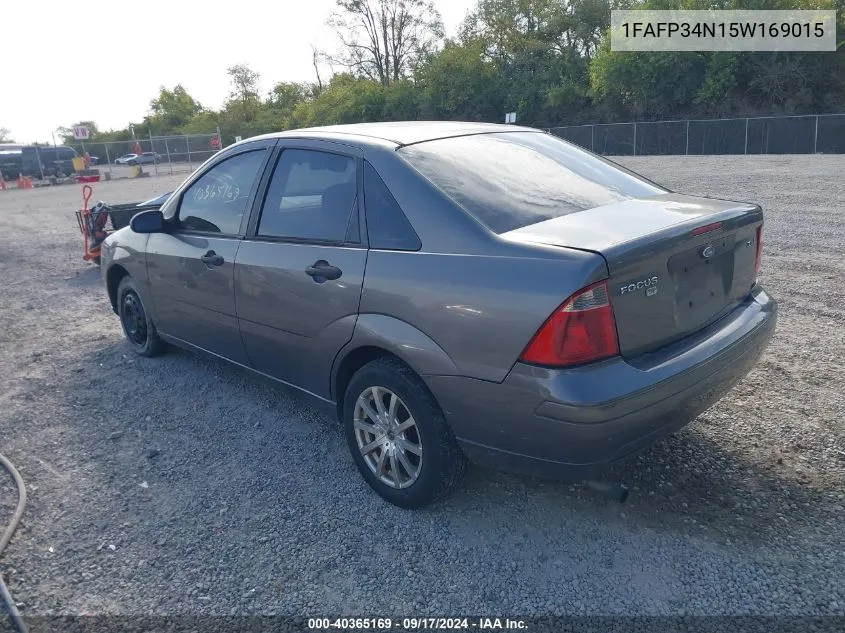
xmin=97 ymin=161 xmax=197 ymax=181
xmin=0 ymin=156 xmax=843 ymax=619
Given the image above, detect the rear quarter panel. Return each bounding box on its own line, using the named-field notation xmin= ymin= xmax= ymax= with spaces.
xmin=359 ymin=249 xmax=608 ymax=382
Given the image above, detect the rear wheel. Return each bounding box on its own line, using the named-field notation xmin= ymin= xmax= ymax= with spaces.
xmin=117 ymin=276 xmax=165 ymax=357
xmin=343 ymin=357 xmax=466 ymax=508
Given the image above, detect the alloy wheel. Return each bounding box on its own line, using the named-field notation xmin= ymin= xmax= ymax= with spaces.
xmin=353 ymin=386 xmax=423 ymax=489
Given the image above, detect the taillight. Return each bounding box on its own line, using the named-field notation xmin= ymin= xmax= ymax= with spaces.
xmin=754 ymin=224 xmax=763 ymax=282
xmin=520 ymin=280 xmax=619 ymax=367
xmin=692 ymin=221 xmax=722 ymax=236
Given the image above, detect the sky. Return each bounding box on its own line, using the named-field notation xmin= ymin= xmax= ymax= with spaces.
xmin=2 ymin=0 xmax=476 ymax=144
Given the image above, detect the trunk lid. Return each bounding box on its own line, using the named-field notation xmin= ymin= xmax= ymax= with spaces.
xmin=502 ymin=193 xmax=762 ymax=357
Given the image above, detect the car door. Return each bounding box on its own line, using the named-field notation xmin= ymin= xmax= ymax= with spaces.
xmin=145 ymin=140 xmax=274 ymax=364
xmin=235 ymin=141 xmax=367 ymax=399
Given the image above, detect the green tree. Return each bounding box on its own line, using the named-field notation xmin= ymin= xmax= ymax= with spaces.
xmin=590 ymin=45 xmax=708 ymax=119
xmin=148 ymin=85 xmax=204 ymax=132
xmin=219 ymin=64 xmax=264 ymax=138
xmin=457 ymin=0 xmax=602 ymax=124
xmin=329 ymin=0 xmax=445 ymax=85
xmin=383 ymin=79 xmax=422 ymax=120
xmin=295 ymin=73 xmax=387 ymax=126
xmin=181 ymin=111 xmax=221 ymax=135
xmin=417 ymin=39 xmax=504 ymax=121
xmin=227 ymin=64 xmax=262 ymax=104
xmin=589 ymin=0 xmax=845 ymax=120
xmin=0 ymin=127 xmax=13 ymax=143
xmin=269 ymin=82 xmax=310 ymax=114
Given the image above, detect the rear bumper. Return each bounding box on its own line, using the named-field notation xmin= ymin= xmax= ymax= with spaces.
xmin=426 ymin=286 xmax=777 ymax=481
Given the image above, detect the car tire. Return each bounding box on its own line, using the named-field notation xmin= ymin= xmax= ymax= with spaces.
xmin=116 ymin=276 xmax=165 ymax=357
xmin=343 ymin=357 xmax=467 ymax=508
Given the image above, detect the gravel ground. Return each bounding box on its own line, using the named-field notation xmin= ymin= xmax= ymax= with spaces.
xmin=0 ymin=156 xmax=843 ymax=621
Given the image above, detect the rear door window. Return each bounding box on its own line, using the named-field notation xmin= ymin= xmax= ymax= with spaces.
xmin=399 ymin=132 xmax=666 ymax=234
xmin=257 ymin=149 xmax=358 ymax=243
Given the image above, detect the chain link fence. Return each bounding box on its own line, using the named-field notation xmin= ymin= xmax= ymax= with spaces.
xmin=549 ymin=114 xmax=845 ymax=156
xmin=68 ymin=133 xmax=221 ymax=178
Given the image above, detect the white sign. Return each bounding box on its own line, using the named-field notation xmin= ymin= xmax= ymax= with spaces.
xmin=235 ymin=135 xmax=243 ymax=143
xmin=505 ymin=112 xmax=517 ymax=124
xmin=73 ymin=126 xmax=90 ymax=140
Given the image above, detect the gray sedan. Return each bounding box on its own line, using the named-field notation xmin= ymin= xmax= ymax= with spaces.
xmin=128 ymin=152 xmax=161 ymax=165
xmin=100 ymin=122 xmax=776 ymax=508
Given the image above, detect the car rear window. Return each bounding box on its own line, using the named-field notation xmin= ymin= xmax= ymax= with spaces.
xmin=399 ymin=132 xmax=666 ymax=234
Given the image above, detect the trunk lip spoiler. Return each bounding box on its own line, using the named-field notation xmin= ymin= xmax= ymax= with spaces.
xmin=500 ymin=201 xmax=762 ymax=259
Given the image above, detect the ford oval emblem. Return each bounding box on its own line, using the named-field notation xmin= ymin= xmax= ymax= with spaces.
xmin=700 ymin=245 xmax=716 ymax=259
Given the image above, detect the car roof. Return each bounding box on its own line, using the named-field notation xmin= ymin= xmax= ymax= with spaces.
xmin=248 ymin=121 xmax=540 ymax=148
xmin=22 ymin=145 xmax=73 ymax=152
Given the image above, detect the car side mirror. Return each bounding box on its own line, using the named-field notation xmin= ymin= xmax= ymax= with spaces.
xmin=129 ymin=209 xmax=165 ymax=233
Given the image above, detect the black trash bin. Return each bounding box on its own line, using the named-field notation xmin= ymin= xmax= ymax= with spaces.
xmin=106 ymin=205 xmax=139 ymax=230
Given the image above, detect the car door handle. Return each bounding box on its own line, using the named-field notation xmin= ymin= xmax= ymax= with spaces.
xmin=200 ymin=250 xmax=224 ymax=266
xmin=305 ymin=261 xmax=342 ymax=281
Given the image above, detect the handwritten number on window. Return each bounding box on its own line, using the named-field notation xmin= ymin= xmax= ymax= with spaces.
xmin=193 ymin=182 xmax=241 ymax=202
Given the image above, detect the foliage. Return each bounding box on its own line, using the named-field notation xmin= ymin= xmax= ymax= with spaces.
xmin=0 ymin=127 xmax=15 ymax=143
xmin=61 ymin=0 xmax=845 ymax=144
xmin=416 ymin=39 xmax=505 ymax=121
xmin=328 ymin=0 xmax=445 ymax=85
xmin=148 ymin=85 xmax=204 ymax=130
xmin=590 ymin=0 xmax=845 ymax=119
xmin=227 ymin=64 xmax=262 ymax=104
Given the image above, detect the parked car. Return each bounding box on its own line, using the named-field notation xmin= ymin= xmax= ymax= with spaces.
xmin=1 ymin=144 xmax=80 ymax=178
xmin=128 ymin=152 xmax=161 ymax=165
xmin=114 ymin=154 xmax=137 ymax=165
xmin=0 ymin=145 xmax=22 ymax=180
xmin=100 ymin=122 xmax=777 ymax=508
xmin=20 ymin=145 xmax=78 ymax=177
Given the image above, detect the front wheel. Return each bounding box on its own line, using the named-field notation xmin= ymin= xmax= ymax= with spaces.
xmin=343 ymin=357 xmax=466 ymax=508
xmin=117 ymin=276 xmax=166 ymax=357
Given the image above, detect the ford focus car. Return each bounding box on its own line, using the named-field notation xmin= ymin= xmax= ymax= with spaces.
xmin=100 ymin=122 xmax=776 ymax=508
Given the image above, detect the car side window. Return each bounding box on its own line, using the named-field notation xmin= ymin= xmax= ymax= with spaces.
xmin=257 ymin=149 xmax=358 ymax=243
xmin=177 ymin=149 xmax=266 ymax=235
xmin=363 ymin=162 xmax=421 ymax=251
